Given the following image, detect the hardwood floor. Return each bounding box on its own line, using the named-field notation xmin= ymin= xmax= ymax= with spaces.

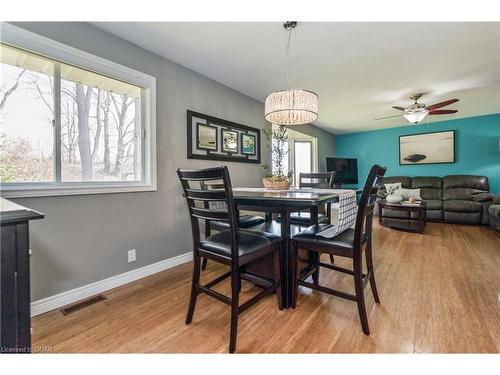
xmin=32 ymin=222 xmax=500 ymax=353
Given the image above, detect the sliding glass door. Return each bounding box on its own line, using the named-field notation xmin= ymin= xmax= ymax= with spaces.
xmin=293 ymin=140 xmax=313 ymax=186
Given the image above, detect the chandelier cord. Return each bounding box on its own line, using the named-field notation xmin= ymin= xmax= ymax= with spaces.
xmin=285 ymin=28 xmax=293 ymax=89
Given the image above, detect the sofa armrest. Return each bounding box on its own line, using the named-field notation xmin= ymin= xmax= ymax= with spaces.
xmin=481 ymin=201 xmax=495 ymax=224
xmin=472 ymin=192 xmax=493 ymax=202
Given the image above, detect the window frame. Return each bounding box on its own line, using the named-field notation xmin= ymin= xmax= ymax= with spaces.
xmin=0 ymin=23 xmax=157 ymax=198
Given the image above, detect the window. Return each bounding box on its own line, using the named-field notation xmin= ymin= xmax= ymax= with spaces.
xmin=0 ymin=24 xmax=156 ymax=197
xmin=1 ymin=46 xmax=55 ymax=183
xmin=293 ymin=140 xmax=313 ymax=185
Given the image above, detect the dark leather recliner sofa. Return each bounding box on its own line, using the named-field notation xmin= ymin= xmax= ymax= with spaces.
xmin=378 ymin=175 xmax=492 ymax=225
xmin=489 ymin=197 xmax=500 ymax=232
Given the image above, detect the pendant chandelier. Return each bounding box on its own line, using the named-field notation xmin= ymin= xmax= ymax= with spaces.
xmin=265 ymin=21 xmax=319 ymax=126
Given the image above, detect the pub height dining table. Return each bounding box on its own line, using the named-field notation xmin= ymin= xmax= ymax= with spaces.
xmin=231 ymin=188 xmax=346 ymax=309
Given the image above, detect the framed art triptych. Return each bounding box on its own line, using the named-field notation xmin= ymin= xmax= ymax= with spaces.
xmin=187 ymin=110 xmax=261 ymax=164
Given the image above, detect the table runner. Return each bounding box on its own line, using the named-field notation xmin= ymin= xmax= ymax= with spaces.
xmin=316 ymin=190 xmax=357 ymax=238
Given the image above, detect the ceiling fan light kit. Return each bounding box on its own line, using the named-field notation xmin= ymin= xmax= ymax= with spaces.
xmin=403 ymin=102 xmax=429 ymax=124
xmin=403 ymin=110 xmax=428 ymax=124
xmin=265 ymin=21 xmax=319 ymax=126
xmin=377 ymin=93 xmax=459 ymax=125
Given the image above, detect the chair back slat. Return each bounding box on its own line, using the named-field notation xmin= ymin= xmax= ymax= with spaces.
xmin=299 ymin=172 xmax=335 ymax=189
xmin=178 ymin=168 xmax=227 ymax=181
xmin=298 ymin=172 xmax=336 ymax=216
xmin=353 ymin=165 xmax=387 ymax=253
xmin=300 ymin=182 xmax=331 ymax=189
xmin=191 ymin=207 xmax=230 ymax=221
xmin=177 ymin=166 xmax=239 ymax=261
xmin=185 ymin=189 xmax=227 ymax=201
xmin=200 ymin=182 xmax=228 ymax=210
xmin=200 ymin=182 xmax=225 ymax=189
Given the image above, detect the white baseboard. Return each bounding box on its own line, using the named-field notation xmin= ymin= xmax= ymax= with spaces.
xmin=30 ymin=252 xmax=192 ymax=317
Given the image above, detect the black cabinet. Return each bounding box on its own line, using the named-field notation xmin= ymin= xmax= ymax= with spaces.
xmin=1 ymin=198 xmax=44 ymax=353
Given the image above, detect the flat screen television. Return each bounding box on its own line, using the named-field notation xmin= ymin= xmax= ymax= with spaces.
xmin=326 ymin=157 xmax=358 ymax=185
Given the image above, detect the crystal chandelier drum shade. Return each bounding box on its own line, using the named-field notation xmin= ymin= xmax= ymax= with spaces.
xmin=265 ymin=89 xmax=319 ymax=125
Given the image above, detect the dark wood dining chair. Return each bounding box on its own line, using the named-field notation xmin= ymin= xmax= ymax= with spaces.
xmin=291 ymin=164 xmax=387 ymax=335
xmin=177 ymin=166 xmax=283 ymax=353
xmin=288 ymin=172 xmax=336 ymax=224
xmin=200 ymin=181 xmax=265 ymax=271
xmin=277 ymin=172 xmax=336 ymax=263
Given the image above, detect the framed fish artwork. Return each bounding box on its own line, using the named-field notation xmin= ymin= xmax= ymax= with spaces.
xmin=399 ymin=130 xmax=455 ymax=165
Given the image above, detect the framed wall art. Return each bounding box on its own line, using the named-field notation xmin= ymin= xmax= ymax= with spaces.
xmin=196 ymin=123 xmax=218 ymax=151
xmin=186 ymin=110 xmax=261 ymax=164
xmin=399 ymin=130 xmax=455 ymax=165
xmin=221 ymin=129 xmax=239 ymax=153
xmin=241 ymin=133 xmax=256 ymax=155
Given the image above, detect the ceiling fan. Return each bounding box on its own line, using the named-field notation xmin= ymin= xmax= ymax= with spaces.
xmin=375 ymin=93 xmax=459 ymax=124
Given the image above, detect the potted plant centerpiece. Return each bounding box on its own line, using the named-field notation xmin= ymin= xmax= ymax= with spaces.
xmin=262 ymin=125 xmax=293 ymax=190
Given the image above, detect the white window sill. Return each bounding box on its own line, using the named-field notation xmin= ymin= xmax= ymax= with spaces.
xmin=0 ymin=184 xmax=157 ymax=198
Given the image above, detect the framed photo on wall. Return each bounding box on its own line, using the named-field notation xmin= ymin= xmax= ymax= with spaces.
xmin=399 ymin=130 xmax=455 ymax=165
xmin=221 ymin=129 xmax=239 ymax=153
xmin=187 ymin=110 xmax=261 ymax=164
xmin=241 ymin=133 xmax=256 ymax=155
xmin=196 ymin=123 xmax=218 ymax=151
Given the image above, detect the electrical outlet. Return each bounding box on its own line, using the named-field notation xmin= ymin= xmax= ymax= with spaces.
xmin=127 ymin=249 xmax=136 ymax=263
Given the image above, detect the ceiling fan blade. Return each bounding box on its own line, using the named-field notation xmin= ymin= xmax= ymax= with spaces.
xmin=392 ymin=106 xmax=406 ymax=111
xmin=374 ymin=114 xmax=402 ymax=120
xmin=429 ymin=109 xmax=458 ymax=115
xmin=426 ymin=99 xmax=459 ymax=111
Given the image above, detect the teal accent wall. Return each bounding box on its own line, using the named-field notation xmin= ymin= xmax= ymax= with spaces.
xmin=335 ymin=114 xmax=500 ymax=193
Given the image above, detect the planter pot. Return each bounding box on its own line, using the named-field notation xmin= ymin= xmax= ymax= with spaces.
xmin=263 ymin=178 xmax=291 ymax=190
xmin=386 ymin=194 xmax=403 ymax=204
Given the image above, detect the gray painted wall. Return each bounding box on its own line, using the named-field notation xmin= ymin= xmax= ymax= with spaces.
xmin=285 ymin=124 xmax=336 ymax=172
xmin=7 ymin=22 xmax=335 ymax=301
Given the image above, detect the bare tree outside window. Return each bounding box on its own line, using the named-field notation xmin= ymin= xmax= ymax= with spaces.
xmin=0 ymin=60 xmax=54 ymax=183
xmin=1 ymin=43 xmax=144 ymax=185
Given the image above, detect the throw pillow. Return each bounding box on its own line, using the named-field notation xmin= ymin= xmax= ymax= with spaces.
xmin=384 ymin=182 xmax=402 ymax=195
xmin=397 ymin=188 xmax=422 ymax=200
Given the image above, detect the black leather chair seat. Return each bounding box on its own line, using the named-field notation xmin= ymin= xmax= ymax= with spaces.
xmin=443 ymin=200 xmax=483 ymax=213
xmin=292 ymin=224 xmax=366 ymax=257
xmin=209 ymin=215 xmax=265 ymax=231
xmin=200 ymin=230 xmax=281 ymax=259
xmin=276 ymin=212 xmax=329 ymax=225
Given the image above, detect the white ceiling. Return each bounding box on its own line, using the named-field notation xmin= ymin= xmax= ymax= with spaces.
xmin=92 ymin=22 xmax=500 ymax=134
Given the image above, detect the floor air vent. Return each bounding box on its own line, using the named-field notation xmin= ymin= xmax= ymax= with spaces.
xmin=60 ymin=295 xmax=107 ymax=315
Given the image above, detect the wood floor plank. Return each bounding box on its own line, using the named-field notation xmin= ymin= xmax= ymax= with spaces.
xmin=414 ymin=224 xmax=500 ymax=353
xmin=31 ymin=222 xmax=500 ymax=353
